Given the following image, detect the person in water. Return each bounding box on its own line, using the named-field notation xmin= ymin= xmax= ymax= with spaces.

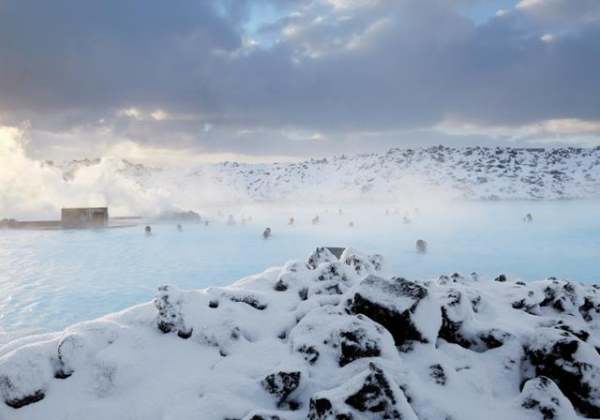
xmin=416 ymin=239 xmax=427 ymax=254
xmin=348 ymin=221 xmax=355 ymax=228
xmin=145 ymin=226 xmax=152 ymax=235
xmin=523 ymin=213 xmax=533 ymax=223
xmin=312 ymin=215 xmax=320 ymax=225
xmin=288 ymin=217 xmax=295 ymax=225
xmin=263 ymin=227 xmax=272 ymax=239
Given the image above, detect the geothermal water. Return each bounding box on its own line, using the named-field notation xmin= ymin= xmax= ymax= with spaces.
xmin=0 ymin=199 xmax=599 ymax=342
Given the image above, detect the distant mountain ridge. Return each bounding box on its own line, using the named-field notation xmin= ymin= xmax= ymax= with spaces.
xmin=51 ymin=146 xmax=600 ymax=202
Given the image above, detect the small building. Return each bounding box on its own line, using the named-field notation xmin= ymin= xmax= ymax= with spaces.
xmin=61 ymin=207 xmax=109 ymax=228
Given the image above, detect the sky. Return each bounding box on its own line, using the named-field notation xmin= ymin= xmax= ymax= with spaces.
xmin=1 ymin=0 xmax=600 ymax=163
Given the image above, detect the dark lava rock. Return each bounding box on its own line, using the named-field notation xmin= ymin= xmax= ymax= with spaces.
xmin=539 ymin=281 xmax=580 ymax=315
xmin=547 ymin=320 xmax=591 ymax=342
xmin=242 ymin=413 xmax=286 ymax=420
xmin=580 ymin=295 xmax=600 ymax=323
xmin=261 ymin=371 xmax=301 ymax=409
xmin=54 ymin=335 xmax=77 ymax=379
xmin=298 ymin=288 xmax=309 ymax=301
xmin=274 ymin=279 xmax=288 ymax=292
xmin=337 ymin=326 xmax=382 ymax=367
xmin=512 ymin=290 xmax=541 ymax=316
xmin=307 ymin=363 xmax=415 ymax=419
xmin=315 ymin=262 xmax=349 ymax=284
xmin=438 ymin=306 xmax=472 ymax=349
xmin=523 ymin=329 xmax=600 ymax=417
xmin=2 ymin=388 xmax=45 ymax=409
xmin=349 ymin=275 xmax=429 ymax=346
xmin=154 ymin=285 xmax=193 ymax=339
xmin=229 ymin=294 xmax=268 ymax=311
xmin=438 ymin=289 xmax=512 ymax=352
xmin=494 ymin=274 xmax=507 ymax=283
xmin=430 ymin=364 xmax=447 ymax=385
xmin=341 ymin=251 xmax=382 ymax=277
xmin=297 ymin=344 xmax=320 ymax=365
xmin=519 ymin=376 xmax=576 ymax=420
xmin=0 ymin=370 xmax=46 ymax=409
xmin=307 ymin=247 xmax=338 ymax=269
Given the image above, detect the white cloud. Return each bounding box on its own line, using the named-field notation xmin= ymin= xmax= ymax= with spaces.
xmin=150 ymin=110 xmax=169 ymax=121
xmin=540 ymin=33 xmax=556 ymax=42
xmin=437 ymin=117 xmax=600 ymax=141
xmin=118 ymin=108 xmax=144 ymax=120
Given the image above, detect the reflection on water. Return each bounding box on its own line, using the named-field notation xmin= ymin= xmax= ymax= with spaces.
xmin=0 ymin=200 xmax=599 ymax=340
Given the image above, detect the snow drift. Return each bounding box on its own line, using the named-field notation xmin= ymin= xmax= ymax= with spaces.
xmin=1 ymin=248 xmax=600 ymax=419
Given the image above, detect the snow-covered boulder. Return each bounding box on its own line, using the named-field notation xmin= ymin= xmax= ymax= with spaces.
xmin=523 ymin=328 xmax=600 ymax=417
xmin=307 ymin=248 xmax=338 ymax=269
xmin=348 ymin=275 xmax=439 ymax=348
xmin=289 ymin=307 xmax=396 ymax=368
xmin=1 ymin=248 xmax=600 ymax=420
xmin=438 ymin=286 xmax=514 ymax=352
xmin=0 ymin=343 xmax=53 ymax=408
xmin=154 ymin=285 xmax=193 ymax=338
xmin=518 ymin=376 xmax=577 ymax=420
xmin=306 ymin=362 xmax=418 ymax=419
xmin=261 ymin=370 xmax=303 ymax=410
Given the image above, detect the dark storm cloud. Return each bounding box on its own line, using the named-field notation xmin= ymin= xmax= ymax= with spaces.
xmin=0 ymin=0 xmax=599 ymax=157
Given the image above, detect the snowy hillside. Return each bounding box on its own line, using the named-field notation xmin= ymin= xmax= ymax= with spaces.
xmin=53 ymin=146 xmax=600 ymax=204
xmin=1 ymin=247 xmax=600 ymax=419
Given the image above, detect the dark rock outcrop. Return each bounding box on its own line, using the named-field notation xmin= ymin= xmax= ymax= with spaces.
xmin=261 ymin=371 xmax=301 ymax=409
xmin=306 ymin=363 xmax=416 ymax=419
xmin=349 ymin=275 xmax=430 ymax=347
xmin=523 ymin=328 xmax=600 ymax=417
xmin=307 ymin=248 xmax=338 ymax=269
xmin=154 ymin=285 xmax=193 ymax=339
xmin=519 ymin=376 xmax=577 ymax=420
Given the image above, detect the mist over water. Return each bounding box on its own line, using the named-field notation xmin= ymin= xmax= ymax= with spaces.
xmin=0 ymin=130 xmax=238 ymax=219
xmin=1 ymin=128 xmax=459 ymax=221
xmin=1 ymin=199 xmax=599 ymax=342
xmin=2 ymin=128 xmax=600 ymax=342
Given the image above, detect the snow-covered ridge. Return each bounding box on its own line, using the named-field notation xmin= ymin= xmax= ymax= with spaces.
xmin=1 ymin=248 xmax=600 ymax=419
xmin=55 ymin=146 xmax=600 ymax=203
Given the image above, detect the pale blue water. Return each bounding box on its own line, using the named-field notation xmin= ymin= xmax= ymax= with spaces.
xmin=1 ymin=200 xmax=599 ymax=340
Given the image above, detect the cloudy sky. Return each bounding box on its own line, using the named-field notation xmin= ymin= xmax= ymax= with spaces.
xmin=1 ymin=0 xmax=599 ymax=163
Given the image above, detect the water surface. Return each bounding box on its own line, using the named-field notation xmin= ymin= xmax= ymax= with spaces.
xmin=1 ymin=200 xmax=599 ymax=340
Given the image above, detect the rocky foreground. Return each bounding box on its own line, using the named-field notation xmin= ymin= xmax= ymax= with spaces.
xmin=1 ymin=248 xmax=600 ymax=419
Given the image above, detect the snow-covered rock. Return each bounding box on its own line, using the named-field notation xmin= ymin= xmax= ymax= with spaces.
xmin=51 ymin=146 xmax=600 ymax=204
xmin=518 ymin=376 xmax=578 ymax=419
xmin=306 ymin=362 xmax=418 ymax=420
xmin=1 ymin=248 xmax=599 ymax=419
